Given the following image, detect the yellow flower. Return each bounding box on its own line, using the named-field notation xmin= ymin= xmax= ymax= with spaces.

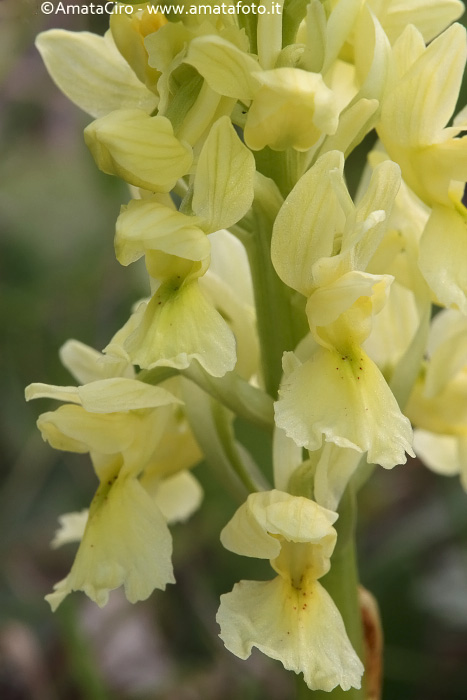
xmin=306 ymin=270 xmax=392 ymax=351
xmin=186 ymin=36 xmax=340 ymax=151
xmin=84 ymin=109 xmax=193 ymax=192
xmin=377 ymin=23 xmax=467 ymax=311
xmin=271 ymin=150 xmax=413 ymax=468
xmin=368 ymin=0 xmax=464 ymax=44
xmin=275 ymin=345 xmax=413 ymax=469
xmin=217 ymin=490 xmax=364 ymax=692
xmin=273 ymin=425 xmax=362 ymax=512
xmin=418 ymin=202 xmax=467 ymax=313
xmin=407 ymin=310 xmax=467 ymax=490
xmin=271 ymin=150 xmax=401 ymax=296
xmin=45 ymin=470 xmax=174 ymax=610
xmin=107 ymin=279 xmax=237 ymax=376
xmin=25 ymin=342 xmax=202 ymax=609
xmin=109 ymin=3 xmax=167 ymax=90
xmin=244 ymin=68 xmax=339 ymax=152
xmin=199 ymin=229 xmax=260 ymax=380
xmin=106 ymin=116 xmax=255 ymax=376
xmin=35 ymin=29 xmax=158 ymax=118
xmin=364 ymin=149 xmax=430 ymax=300
xmin=145 ymin=17 xmax=249 ymax=140
xmin=378 ymin=23 xmax=467 ymax=209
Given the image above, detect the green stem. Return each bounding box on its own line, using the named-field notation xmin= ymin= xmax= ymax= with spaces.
xmin=233 ymin=175 xmax=301 ymax=397
xmin=181 ymin=378 xmax=269 ymax=500
xmin=139 ymin=364 xmax=274 ymax=432
xmin=253 ymin=147 xmax=308 ymax=198
xmin=184 ymin=363 xmax=274 ymax=433
xmin=212 ymin=400 xmax=269 ymax=493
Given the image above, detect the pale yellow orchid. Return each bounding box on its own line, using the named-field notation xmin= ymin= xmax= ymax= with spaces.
xmin=303 ymin=0 xmax=463 ymax=160
xmin=199 ymin=229 xmax=260 ymax=380
xmin=271 ymin=150 xmax=414 ymax=468
xmin=378 ymin=23 xmax=467 ymax=312
xmin=35 ymin=2 xmax=172 ymax=119
xmin=296 ymin=3 xmax=391 ymax=159
xmin=28 ymin=1 xmax=467 ymax=693
xmin=35 ymin=28 xmax=158 ymax=118
xmin=185 ymin=34 xmax=340 ymax=151
xmin=104 ymin=115 xmax=254 ymax=376
xmin=407 ymin=309 xmax=467 ymax=490
xmin=359 ymin=149 xmax=431 ymax=388
xmin=144 ymin=18 xmax=248 ymax=145
xmin=84 ymin=109 xmax=193 ymax=192
xmin=273 ymin=425 xmax=362 ymax=512
xmin=109 ymin=3 xmax=167 ymax=90
xmin=25 ymin=342 xmax=202 ymax=609
xmin=363 ymin=149 xmax=430 ymax=300
xmin=217 ymin=490 xmax=364 ymax=692
xmin=368 ymin=0 xmax=464 ymax=44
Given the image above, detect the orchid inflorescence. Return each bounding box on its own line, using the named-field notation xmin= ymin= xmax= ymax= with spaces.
xmin=27 ymin=0 xmax=467 ymax=695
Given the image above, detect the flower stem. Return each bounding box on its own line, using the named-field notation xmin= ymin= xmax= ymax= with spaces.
xmin=233 ymin=175 xmax=304 ymax=397
xmin=139 ymin=364 xmax=274 ymax=432
xmin=181 ymin=378 xmax=269 ymax=499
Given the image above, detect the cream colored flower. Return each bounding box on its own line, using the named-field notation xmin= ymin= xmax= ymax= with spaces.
xmin=106 ymin=116 xmax=255 ymax=376
xmin=217 ymin=490 xmax=364 ymax=691
xmin=271 ymin=150 xmax=413 ymax=468
xmin=368 ymin=0 xmax=464 ymax=44
xmin=243 ymin=68 xmax=339 ymax=152
xmin=35 ymin=29 xmax=158 ymax=118
xmin=407 ymin=310 xmax=467 ymax=490
xmin=275 ymin=346 xmax=413 ymax=469
xmin=378 ymin=23 xmax=467 ymax=311
xmin=109 ymin=4 xmax=167 ymax=90
xmin=84 ymin=109 xmax=193 ymax=192
xmin=25 ymin=343 xmax=202 ymax=609
xmin=186 ymin=36 xmax=340 ymax=151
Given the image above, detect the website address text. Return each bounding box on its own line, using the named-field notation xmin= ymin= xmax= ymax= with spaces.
xmin=40 ymin=2 xmax=283 ymax=16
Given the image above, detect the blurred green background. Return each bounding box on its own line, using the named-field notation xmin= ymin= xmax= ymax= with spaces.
xmin=1 ymin=1 xmax=467 ymax=698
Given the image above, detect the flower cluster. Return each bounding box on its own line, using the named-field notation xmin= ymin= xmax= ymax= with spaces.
xmin=29 ymin=0 xmax=466 ymax=694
